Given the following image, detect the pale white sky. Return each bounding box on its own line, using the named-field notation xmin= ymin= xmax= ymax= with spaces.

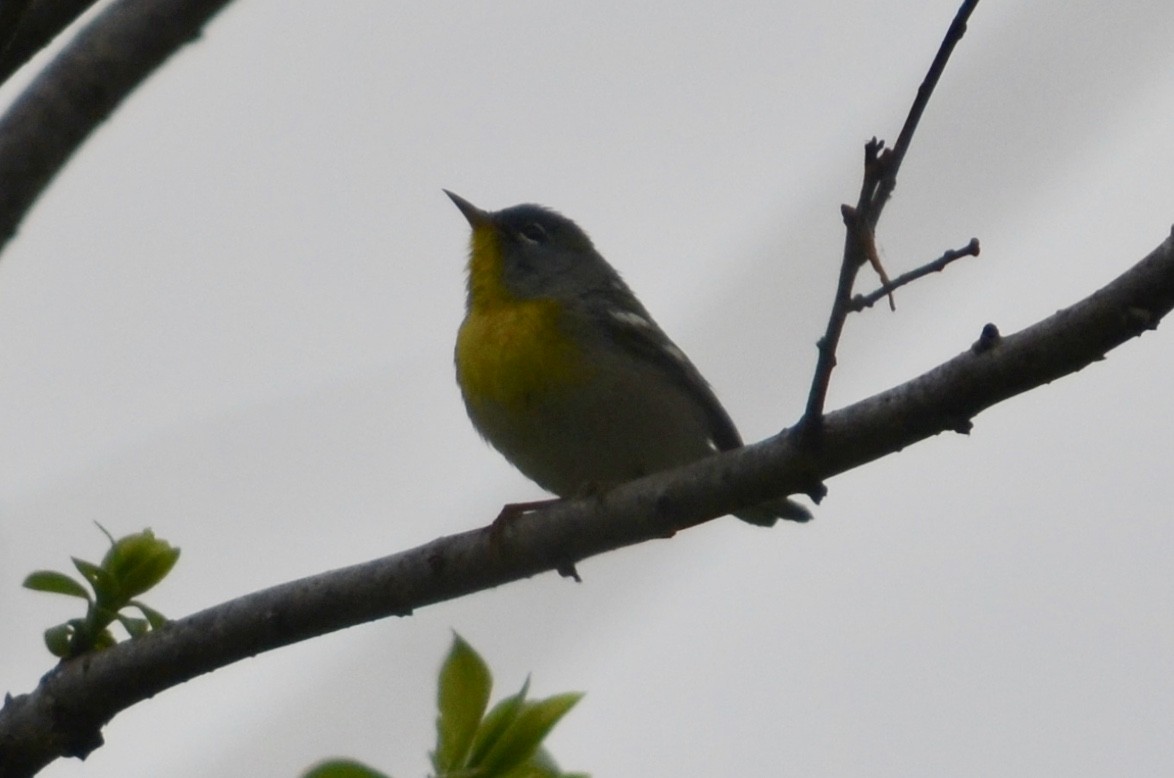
xmin=2 ymin=2 xmax=1173 ymax=776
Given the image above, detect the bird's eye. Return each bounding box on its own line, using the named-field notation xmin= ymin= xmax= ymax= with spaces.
xmin=518 ymin=222 xmax=548 ymax=244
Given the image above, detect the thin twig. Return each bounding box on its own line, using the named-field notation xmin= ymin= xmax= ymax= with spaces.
xmin=850 ymin=238 xmax=981 ymax=311
xmin=800 ymin=195 xmax=875 ymax=442
xmin=799 ymin=0 xmax=981 ymax=437
xmin=870 ymin=0 xmax=981 ymax=226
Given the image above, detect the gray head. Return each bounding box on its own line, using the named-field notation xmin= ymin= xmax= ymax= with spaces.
xmin=445 ymin=190 xmax=626 ymax=304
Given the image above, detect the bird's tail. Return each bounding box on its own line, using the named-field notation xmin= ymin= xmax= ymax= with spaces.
xmin=734 ymin=497 xmax=812 ymax=527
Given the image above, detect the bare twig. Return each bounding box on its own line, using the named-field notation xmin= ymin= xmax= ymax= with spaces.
xmin=800 ymin=191 xmax=877 ymax=443
xmin=800 ymin=0 xmax=982 ymax=437
xmin=3 ymin=229 xmax=1172 ymax=776
xmin=871 ymin=0 xmax=982 ymax=226
xmin=851 ymin=238 xmax=981 ymax=311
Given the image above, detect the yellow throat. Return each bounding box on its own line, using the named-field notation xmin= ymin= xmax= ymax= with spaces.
xmin=456 ymin=223 xmax=588 ymax=413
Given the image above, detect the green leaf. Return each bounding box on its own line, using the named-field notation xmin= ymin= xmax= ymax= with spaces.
xmin=515 ymin=748 xmax=590 ymax=778
xmin=71 ymin=557 xmax=103 ymax=584
xmin=466 ymin=677 xmax=529 ymax=769
xmin=432 ymin=633 xmax=492 ymax=772
xmin=130 ymin=600 xmax=170 ymax=629
xmin=497 ymin=758 xmax=558 ymax=778
xmin=496 ymin=765 xmax=552 ymax=778
xmin=528 ymin=747 xmax=560 ymax=771
xmin=478 ymin=693 xmax=583 ymax=776
xmin=72 ymin=557 xmax=120 ymax=606
xmin=23 ymin=570 xmax=91 ymax=600
xmin=43 ymin=623 xmax=74 ymax=658
xmin=302 ymin=758 xmax=392 ymax=778
xmin=101 ymin=529 xmax=180 ymax=599
xmin=116 ymin=613 xmax=150 ymax=638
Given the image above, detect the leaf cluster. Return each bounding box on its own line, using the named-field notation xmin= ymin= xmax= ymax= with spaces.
xmin=22 ymin=525 xmax=180 ymax=658
xmin=305 ymin=634 xmax=587 ymax=778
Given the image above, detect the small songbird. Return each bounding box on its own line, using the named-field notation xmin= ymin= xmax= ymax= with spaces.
xmin=447 ymin=191 xmax=810 ymax=526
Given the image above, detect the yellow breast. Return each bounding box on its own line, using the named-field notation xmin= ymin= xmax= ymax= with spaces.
xmin=456 ymin=298 xmax=587 ymax=413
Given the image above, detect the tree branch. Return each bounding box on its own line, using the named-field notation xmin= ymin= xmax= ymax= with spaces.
xmin=0 ymin=0 xmax=237 ymax=258
xmin=850 ymin=238 xmax=981 ymax=312
xmin=3 ymin=227 xmax=1172 ymax=776
xmin=0 ymin=1 xmax=102 ymax=84
xmin=0 ymin=0 xmax=35 ymax=63
xmin=801 ymin=0 xmax=981 ymax=433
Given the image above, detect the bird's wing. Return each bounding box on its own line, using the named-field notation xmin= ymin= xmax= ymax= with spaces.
xmin=594 ymin=302 xmax=745 ymax=452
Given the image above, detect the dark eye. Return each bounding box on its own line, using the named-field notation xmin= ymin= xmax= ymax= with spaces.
xmin=518 ymin=222 xmax=548 ymax=244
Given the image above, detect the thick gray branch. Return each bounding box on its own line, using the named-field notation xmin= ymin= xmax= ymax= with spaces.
xmin=0 ymin=0 xmax=236 ymax=255
xmin=2 ymin=228 xmax=1172 ymax=775
xmin=0 ymin=1 xmax=102 ymax=85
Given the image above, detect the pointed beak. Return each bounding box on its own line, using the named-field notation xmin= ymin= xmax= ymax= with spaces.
xmin=444 ymin=190 xmax=491 ymax=228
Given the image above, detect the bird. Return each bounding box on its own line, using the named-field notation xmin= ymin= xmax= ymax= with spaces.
xmin=447 ymin=190 xmax=810 ymax=527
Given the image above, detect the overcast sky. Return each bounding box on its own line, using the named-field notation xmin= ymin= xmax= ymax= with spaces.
xmin=3 ymin=2 xmax=1173 ymax=776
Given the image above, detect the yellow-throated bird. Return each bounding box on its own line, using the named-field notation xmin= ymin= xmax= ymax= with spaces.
xmin=448 ymin=191 xmax=810 ymax=526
